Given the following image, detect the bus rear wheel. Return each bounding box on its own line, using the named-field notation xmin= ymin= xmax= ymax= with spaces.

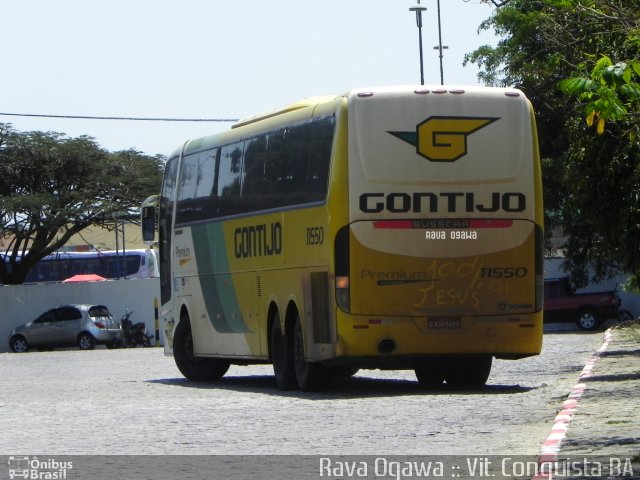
xmin=443 ymin=356 xmax=492 ymax=388
xmin=174 ymin=315 xmax=230 ymax=381
xmin=292 ymin=314 xmax=328 ymax=391
xmin=415 ymin=364 xmax=445 ymax=387
xmin=271 ymin=312 xmax=297 ymax=390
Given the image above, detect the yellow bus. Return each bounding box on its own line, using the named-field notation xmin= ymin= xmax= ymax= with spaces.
xmin=142 ymin=85 xmax=543 ymax=390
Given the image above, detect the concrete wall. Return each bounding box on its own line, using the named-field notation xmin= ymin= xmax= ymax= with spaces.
xmin=4 ymin=260 xmax=637 ymax=353
xmin=0 ymin=278 xmax=160 ymax=353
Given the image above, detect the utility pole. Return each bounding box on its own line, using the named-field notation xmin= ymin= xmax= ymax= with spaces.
xmin=409 ymin=1 xmax=428 ymax=85
xmin=435 ymin=0 xmax=445 ymax=85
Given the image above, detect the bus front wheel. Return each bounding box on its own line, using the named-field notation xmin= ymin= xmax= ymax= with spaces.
xmin=173 ymin=315 xmax=230 ymax=381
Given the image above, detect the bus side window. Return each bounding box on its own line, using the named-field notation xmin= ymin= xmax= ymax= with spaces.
xmin=176 ymin=152 xmax=199 ymax=223
xmin=126 ymin=255 xmax=141 ymax=276
xmin=265 ymin=124 xmax=310 ymax=208
xmin=265 ymin=130 xmax=285 ymax=208
xmin=308 ymin=116 xmax=335 ymax=202
xmin=282 ymin=123 xmax=310 ymax=206
xmin=56 ymin=259 xmax=71 ymax=281
xmin=242 ymin=135 xmax=268 ymax=213
xmin=176 ymin=149 xmax=217 ymax=224
xmin=193 ymin=149 xmax=217 ymax=220
xmin=217 ymin=142 xmax=245 ymax=217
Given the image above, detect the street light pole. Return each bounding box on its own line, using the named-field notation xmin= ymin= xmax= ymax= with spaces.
xmin=435 ymin=0 xmax=444 ymax=85
xmin=433 ymin=45 xmax=449 ymax=85
xmin=409 ymin=1 xmax=427 ymax=85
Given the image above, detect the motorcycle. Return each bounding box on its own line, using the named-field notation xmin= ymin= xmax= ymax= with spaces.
xmin=119 ymin=309 xmax=153 ymax=347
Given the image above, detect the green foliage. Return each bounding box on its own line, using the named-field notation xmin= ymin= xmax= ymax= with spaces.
xmin=560 ymin=56 xmax=640 ymax=134
xmin=465 ymin=0 xmax=640 ymax=287
xmin=0 ymin=124 xmax=164 ymax=284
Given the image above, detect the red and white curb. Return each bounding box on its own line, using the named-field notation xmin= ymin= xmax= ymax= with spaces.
xmin=531 ymin=328 xmax=614 ymax=479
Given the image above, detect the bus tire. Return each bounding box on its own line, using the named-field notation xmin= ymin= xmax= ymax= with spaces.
xmin=415 ymin=364 xmax=445 ymax=387
xmin=444 ymin=356 xmax=492 ymax=387
xmin=270 ymin=312 xmax=297 ymax=390
xmin=292 ymin=314 xmax=328 ymax=391
xmin=174 ymin=315 xmax=230 ymax=381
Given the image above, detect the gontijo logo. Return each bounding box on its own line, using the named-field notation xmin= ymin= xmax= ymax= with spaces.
xmin=389 ymin=116 xmax=499 ymax=162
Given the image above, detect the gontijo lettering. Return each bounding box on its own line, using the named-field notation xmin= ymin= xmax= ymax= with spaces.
xmin=360 ymin=191 xmax=525 ymax=213
xmin=234 ymin=222 xmax=282 ymax=258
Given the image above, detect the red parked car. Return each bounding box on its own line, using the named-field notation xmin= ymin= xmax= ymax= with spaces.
xmin=543 ymin=277 xmax=620 ymax=331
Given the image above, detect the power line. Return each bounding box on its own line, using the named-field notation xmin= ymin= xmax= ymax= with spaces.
xmin=0 ymin=112 xmax=239 ymax=122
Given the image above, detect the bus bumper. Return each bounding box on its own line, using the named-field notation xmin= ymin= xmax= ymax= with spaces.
xmin=332 ymin=310 xmax=543 ymax=366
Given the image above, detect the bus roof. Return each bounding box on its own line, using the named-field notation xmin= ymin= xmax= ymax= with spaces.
xmin=171 ymin=94 xmax=340 ymax=158
xmin=232 ymin=96 xmax=336 ymax=129
xmin=167 ymin=85 xmax=526 ymax=158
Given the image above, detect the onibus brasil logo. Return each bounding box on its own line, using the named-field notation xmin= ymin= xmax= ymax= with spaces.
xmin=389 ymin=116 xmax=499 ymax=162
xmin=7 ymin=456 xmax=73 ymax=479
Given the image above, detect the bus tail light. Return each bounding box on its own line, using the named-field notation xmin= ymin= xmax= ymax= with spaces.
xmin=335 ymin=226 xmax=351 ymax=312
xmin=336 ymin=276 xmax=350 ymax=312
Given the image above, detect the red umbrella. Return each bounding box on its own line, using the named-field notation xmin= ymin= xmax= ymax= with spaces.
xmin=63 ymin=274 xmax=107 ymax=283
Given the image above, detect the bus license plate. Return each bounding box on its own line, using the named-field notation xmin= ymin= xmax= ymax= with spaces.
xmin=427 ymin=318 xmax=462 ymax=329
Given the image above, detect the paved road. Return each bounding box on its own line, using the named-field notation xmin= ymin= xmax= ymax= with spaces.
xmin=0 ymin=330 xmax=607 ymax=457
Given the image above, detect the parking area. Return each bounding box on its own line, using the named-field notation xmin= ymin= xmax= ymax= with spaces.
xmin=0 ymin=330 xmax=607 ymax=456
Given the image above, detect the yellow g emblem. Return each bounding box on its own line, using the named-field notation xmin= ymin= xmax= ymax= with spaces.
xmin=389 ymin=116 xmax=499 ymax=162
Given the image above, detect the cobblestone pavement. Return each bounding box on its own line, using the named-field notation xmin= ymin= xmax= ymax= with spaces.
xmin=0 ymin=328 xmax=634 ymax=461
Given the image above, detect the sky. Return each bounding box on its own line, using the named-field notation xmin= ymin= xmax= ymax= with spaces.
xmin=0 ymin=0 xmax=499 ymax=157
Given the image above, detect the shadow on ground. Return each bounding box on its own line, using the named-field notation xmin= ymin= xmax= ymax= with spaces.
xmin=146 ymin=374 xmax=539 ymax=400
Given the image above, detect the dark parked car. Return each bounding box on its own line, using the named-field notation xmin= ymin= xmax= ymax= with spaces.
xmin=8 ymin=304 xmax=123 ymax=352
xmin=543 ymin=277 xmax=620 ymax=331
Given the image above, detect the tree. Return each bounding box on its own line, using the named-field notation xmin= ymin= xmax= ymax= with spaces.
xmin=0 ymin=123 xmax=164 ymax=284
xmin=558 ymin=55 xmax=640 ymax=286
xmin=464 ymin=0 xmax=640 ymax=286
xmin=560 ymin=57 xmax=640 ymax=136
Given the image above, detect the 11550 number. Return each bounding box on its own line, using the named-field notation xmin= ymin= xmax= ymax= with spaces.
xmin=480 ymin=267 xmax=528 ymax=278
xmin=306 ymin=226 xmax=324 ymax=245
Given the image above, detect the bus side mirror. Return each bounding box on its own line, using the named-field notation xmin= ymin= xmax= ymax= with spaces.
xmin=141 ymin=205 xmax=156 ymax=243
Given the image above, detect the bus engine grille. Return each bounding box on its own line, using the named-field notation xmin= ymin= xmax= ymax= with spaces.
xmin=310 ymin=271 xmax=331 ymax=344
